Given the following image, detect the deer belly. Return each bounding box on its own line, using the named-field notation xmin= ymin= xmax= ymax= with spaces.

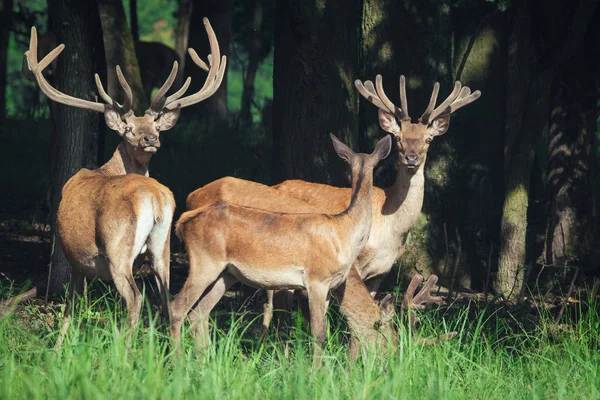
xmin=225 ymin=263 xmax=306 ymax=290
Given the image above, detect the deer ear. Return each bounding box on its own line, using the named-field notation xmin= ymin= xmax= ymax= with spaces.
xmin=371 ymin=135 xmax=392 ymax=163
xmin=428 ymin=113 xmax=451 ymax=136
xmin=379 ymin=294 xmax=396 ymax=324
xmin=155 ymin=108 xmax=181 ymax=131
xmin=104 ymin=105 xmax=127 ymax=135
xmin=330 ymin=133 xmax=354 ymax=162
xmin=378 ymin=109 xmax=401 ymax=134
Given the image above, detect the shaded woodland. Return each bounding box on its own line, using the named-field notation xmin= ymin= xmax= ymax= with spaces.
xmin=1 ymin=0 xmax=599 ymax=306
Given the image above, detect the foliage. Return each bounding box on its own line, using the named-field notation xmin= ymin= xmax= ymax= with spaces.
xmin=0 ymin=281 xmax=598 ymax=399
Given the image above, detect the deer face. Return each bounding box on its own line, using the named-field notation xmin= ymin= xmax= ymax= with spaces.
xmin=377 ymin=110 xmax=451 ymax=169
xmin=355 ymin=75 xmax=480 ymax=170
xmin=104 ymin=108 xmax=181 ymax=154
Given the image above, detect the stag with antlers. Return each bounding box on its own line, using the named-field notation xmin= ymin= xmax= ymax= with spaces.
xmin=184 ymin=74 xmax=479 ymax=354
xmin=23 ymin=18 xmax=226 ymax=347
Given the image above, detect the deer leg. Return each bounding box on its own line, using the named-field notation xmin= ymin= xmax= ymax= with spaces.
xmin=110 ymin=267 xmax=143 ymax=329
xmin=170 ymin=260 xmax=225 ymax=342
xmin=307 ymin=281 xmax=330 ymax=367
xmin=261 ymin=290 xmax=274 ymax=338
xmin=146 ymin=221 xmax=172 ymax=325
xmin=55 ymin=268 xmax=85 ymax=349
xmin=188 ymin=272 xmax=237 ymax=349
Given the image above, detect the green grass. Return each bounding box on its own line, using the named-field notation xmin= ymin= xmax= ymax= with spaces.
xmin=0 ymin=285 xmax=599 ymax=399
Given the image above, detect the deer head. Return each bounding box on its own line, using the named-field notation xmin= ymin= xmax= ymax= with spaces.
xmin=355 ymin=75 xmax=481 ymax=169
xmin=24 ymin=18 xmax=226 ymax=164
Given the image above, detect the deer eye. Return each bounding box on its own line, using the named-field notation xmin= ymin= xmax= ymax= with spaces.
xmin=425 ymin=137 xmax=432 ymax=144
xmin=124 ymin=126 xmax=132 ymax=133
xmin=155 ymin=126 xmax=160 ymax=132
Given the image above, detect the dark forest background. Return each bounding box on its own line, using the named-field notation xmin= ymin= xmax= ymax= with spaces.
xmin=0 ymin=0 xmax=599 ymax=301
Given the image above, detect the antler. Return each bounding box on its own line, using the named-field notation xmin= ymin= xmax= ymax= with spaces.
xmin=24 ymin=27 xmax=133 ymax=115
xmin=419 ymin=81 xmax=481 ymax=125
xmin=356 ymin=74 xmax=481 ymax=125
xmin=149 ymin=18 xmax=227 ymax=113
xmin=354 ymin=74 xmax=410 ymax=121
xmin=401 ymin=274 xmax=457 ymax=345
xmin=402 ymin=274 xmax=443 ymax=311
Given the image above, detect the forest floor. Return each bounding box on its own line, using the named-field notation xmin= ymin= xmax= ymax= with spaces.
xmin=1 ymin=216 xmax=599 ymax=399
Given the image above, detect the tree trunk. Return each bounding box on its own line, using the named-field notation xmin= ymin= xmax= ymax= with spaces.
xmin=130 ymin=0 xmax=139 ymax=43
xmin=494 ymin=0 xmax=599 ymax=299
xmin=239 ymin=0 xmax=265 ymax=128
xmin=174 ymin=0 xmax=193 ymax=87
xmin=48 ymin=0 xmax=105 ymax=294
xmin=541 ymin=48 xmax=597 ymax=271
xmin=451 ymin=3 xmax=506 ymax=290
xmin=0 ymin=0 xmax=13 ymax=133
xmin=185 ymin=0 xmax=232 ymax=123
xmin=272 ymin=0 xmax=362 ymax=184
xmin=98 ymin=0 xmax=146 ymax=112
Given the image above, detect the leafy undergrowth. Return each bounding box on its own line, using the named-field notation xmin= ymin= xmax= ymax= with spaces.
xmin=0 ymin=283 xmax=598 ymax=400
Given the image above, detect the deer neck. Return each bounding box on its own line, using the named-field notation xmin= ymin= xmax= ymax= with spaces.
xmin=338 ymin=159 xmax=374 ymax=244
xmin=98 ymin=141 xmax=152 ymax=177
xmin=382 ymin=156 xmax=426 ymax=230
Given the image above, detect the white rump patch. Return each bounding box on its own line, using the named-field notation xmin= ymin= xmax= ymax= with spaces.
xmin=133 ymin=198 xmax=155 ymax=257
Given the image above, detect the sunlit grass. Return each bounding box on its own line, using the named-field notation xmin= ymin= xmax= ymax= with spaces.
xmin=0 ymin=283 xmax=598 ymax=399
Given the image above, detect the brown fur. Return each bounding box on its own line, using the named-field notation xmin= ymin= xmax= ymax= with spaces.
xmin=184 ymin=84 xmax=478 ymax=354
xmin=55 ymin=138 xmax=176 ymax=349
xmin=25 ymin=21 xmax=226 ymax=348
xmin=171 ymin=136 xmax=391 ymax=361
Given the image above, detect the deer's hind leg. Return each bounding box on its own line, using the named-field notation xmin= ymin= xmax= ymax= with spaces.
xmin=145 ymin=206 xmax=174 ymax=325
xmin=306 ymin=281 xmax=330 ymax=366
xmin=188 ymin=272 xmax=238 ymax=349
xmin=170 ymin=253 xmax=226 ymax=342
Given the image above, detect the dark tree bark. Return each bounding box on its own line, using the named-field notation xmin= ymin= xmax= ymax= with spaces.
xmin=98 ymin=0 xmax=146 ymax=112
xmin=450 ymin=3 xmax=507 ymax=290
xmin=494 ymin=0 xmax=599 ymax=299
xmin=174 ymin=0 xmax=193 ymax=87
xmin=130 ymin=0 xmax=139 ymax=42
xmin=185 ymin=0 xmax=233 ymax=123
xmin=272 ymin=0 xmax=362 ymax=185
xmin=48 ymin=0 xmax=106 ymax=294
xmin=0 ymin=0 xmax=13 ymax=133
xmin=239 ymin=0 xmax=269 ymax=128
xmin=541 ymin=25 xmax=600 ymax=272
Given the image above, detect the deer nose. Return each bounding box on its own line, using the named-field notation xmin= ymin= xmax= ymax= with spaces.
xmin=143 ymin=134 xmax=158 ymax=144
xmin=405 ymin=153 xmax=418 ymax=163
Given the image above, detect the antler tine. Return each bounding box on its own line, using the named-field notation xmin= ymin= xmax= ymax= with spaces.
xmin=410 ymin=274 xmax=443 ymax=307
xmin=399 ymin=75 xmax=410 ymax=121
xmin=115 ymin=66 xmax=133 ymax=113
xmin=149 ymin=61 xmax=179 ymax=113
xmin=25 ymin=27 xmax=105 ymax=113
xmin=426 ymin=81 xmax=462 ymax=123
xmin=375 ymin=75 xmax=397 ymax=114
xmin=94 ymin=74 xmax=117 ymax=105
xmin=163 ymin=17 xmax=227 ymax=111
xmin=402 ymin=274 xmax=424 ymax=310
xmin=449 ymin=89 xmax=481 ymax=114
xmin=419 ymin=81 xmax=440 ymax=124
xmin=165 ymin=76 xmax=192 ymax=105
xmin=355 ymin=79 xmax=390 ymax=113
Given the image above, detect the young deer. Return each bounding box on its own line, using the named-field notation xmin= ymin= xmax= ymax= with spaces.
xmin=23 ymin=18 xmax=226 ymax=345
xmin=171 ymin=135 xmax=392 ymax=359
xmin=184 ymin=75 xmax=479 ymax=354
